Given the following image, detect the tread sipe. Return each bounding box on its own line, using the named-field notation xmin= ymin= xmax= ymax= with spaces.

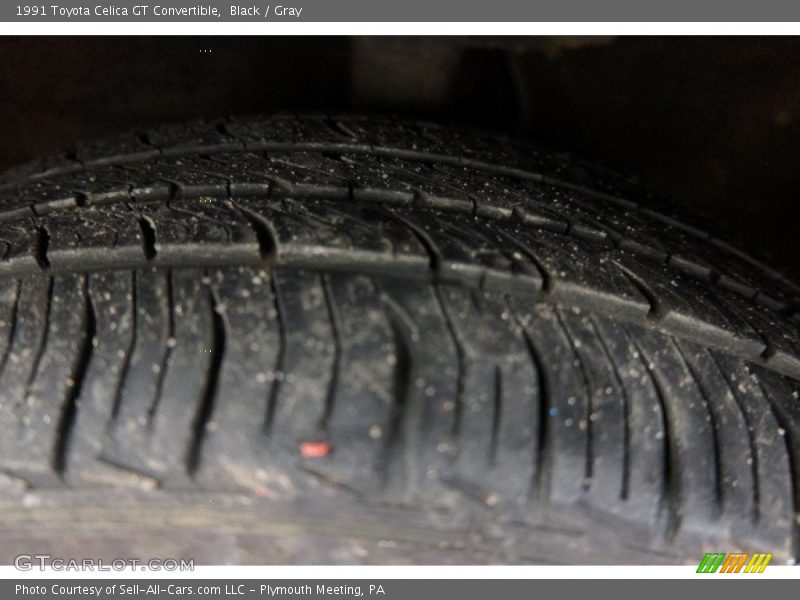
xmin=0 ymin=115 xmax=798 ymax=564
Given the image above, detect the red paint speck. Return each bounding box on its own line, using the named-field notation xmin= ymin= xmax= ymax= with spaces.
xmin=299 ymin=440 xmax=332 ymax=458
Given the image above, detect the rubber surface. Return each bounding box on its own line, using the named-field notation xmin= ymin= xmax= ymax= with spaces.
xmin=0 ymin=115 xmax=798 ymax=564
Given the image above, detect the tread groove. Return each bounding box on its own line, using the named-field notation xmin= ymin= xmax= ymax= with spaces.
xmin=109 ymin=271 xmax=137 ymax=424
xmin=231 ymin=200 xmax=279 ymax=264
xmin=383 ymin=208 xmax=441 ymax=274
xmin=24 ymin=276 xmax=54 ymax=392
xmin=672 ymin=341 xmax=724 ymax=517
xmin=707 ymin=350 xmax=761 ymax=522
xmin=187 ymin=284 xmax=226 ymax=476
xmin=628 ymin=333 xmax=679 ymax=538
xmin=508 ymin=299 xmax=550 ymax=499
xmin=0 ymin=280 xmax=21 ymax=379
xmin=382 ymin=296 xmax=417 ymax=494
xmin=491 ymin=223 xmax=551 ymax=293
xmin=320 ymin=273 xmax=342 ymax=432
xmin=489 ymin=366 xmax=503 ymax=466
xmin=433 ymin=283 xmax=466 ymax=439
xmin=263 ymin=273 xmax=287 ymax=432
xmin=555 ymin=309 xmax=594 ymax=491
xmin=137 ymin=215 xmax=157 ymax=261
xmin=54 ymin=275 xmax=95 ymax=475
xmin=613 ymin=261 xmax=665 ymax=321
xmin=145 ymin=269 xmax=175 ymax=425
xmin=588 ymin=315 xmax=632 ymax=501
xmin=34 ymin=225 xmax=51 ymax=270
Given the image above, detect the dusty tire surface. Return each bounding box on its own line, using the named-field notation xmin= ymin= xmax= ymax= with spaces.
xmin=0 ymin=115 xmax=798 ymax=564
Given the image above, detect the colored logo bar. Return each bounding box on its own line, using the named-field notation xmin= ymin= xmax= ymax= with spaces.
xmin=697 ymin=552 xmax=773 ymax=573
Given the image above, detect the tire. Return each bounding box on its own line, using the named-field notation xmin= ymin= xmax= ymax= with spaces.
xmin=0 ymin=115 xmax=798 ymax=565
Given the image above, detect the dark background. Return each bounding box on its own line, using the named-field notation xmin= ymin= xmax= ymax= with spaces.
xmin=1 ymin=36 xmax=798 ymax=278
